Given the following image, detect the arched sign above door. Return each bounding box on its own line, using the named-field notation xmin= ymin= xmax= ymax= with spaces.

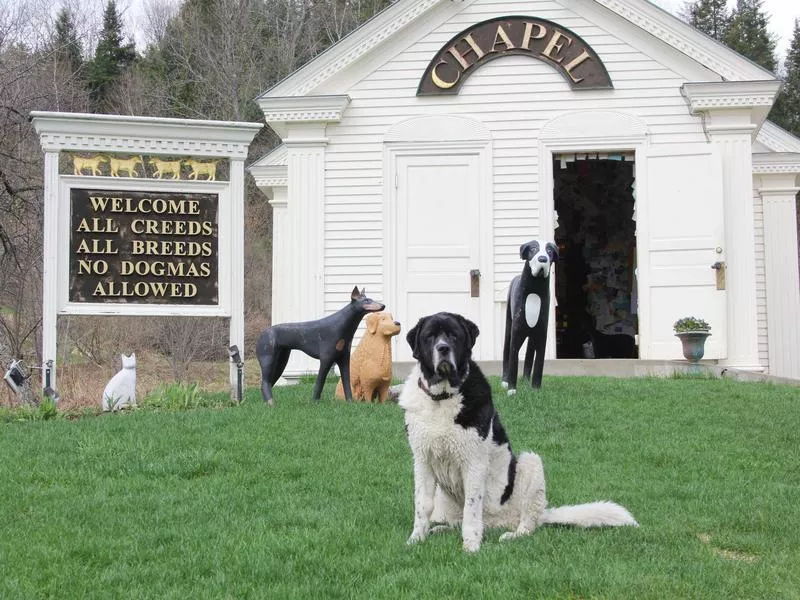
xmin=417 ymin=16 xmax=613 ymax=96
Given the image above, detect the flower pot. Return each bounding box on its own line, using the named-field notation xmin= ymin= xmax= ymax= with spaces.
xmin=675 ymin=331 xmax=711 ymax=363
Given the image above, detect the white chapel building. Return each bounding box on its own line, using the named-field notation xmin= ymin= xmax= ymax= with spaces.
xmin=251 ymin=0 xmax=800 ymax=379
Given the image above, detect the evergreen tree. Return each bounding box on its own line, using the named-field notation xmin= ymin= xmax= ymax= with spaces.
xmin=86 ymin=0 xmax=136 ymax=111
xmin=723 ymin=0 xmax=777 ymax=73
xmin=683 ymin=0 xmax=730 ymax=40
xmin=52 ymin=8 xmax=83 ymax=74
xmin=771 ymin=20 xmax=800 ymax=136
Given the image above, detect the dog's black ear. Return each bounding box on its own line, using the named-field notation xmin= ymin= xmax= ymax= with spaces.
xmin=546 ymin=242 xmax=559 ymax=261
xmin=455 ymin=314 xmax=480 ymax=349
xmin=519 ymin=240 xmax=540 ymax=261
xmin=351 ymin=286 xmax=360 ymax=300
xmin=406 ymin=317 xmax=426 ymax=355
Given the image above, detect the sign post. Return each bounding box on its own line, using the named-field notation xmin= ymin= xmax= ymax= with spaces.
xmin=31 ymin=112 xmax=262 ymax=396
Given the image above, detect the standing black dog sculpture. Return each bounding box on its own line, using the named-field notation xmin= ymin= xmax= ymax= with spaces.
xmin=502 ymin=240 xmax=559 ymax=394
xmin=256 ymin=286 xmax=385 ymax=405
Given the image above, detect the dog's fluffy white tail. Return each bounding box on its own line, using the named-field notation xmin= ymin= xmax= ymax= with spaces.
xmin=540 ymin=501 xmax=638 ymax=528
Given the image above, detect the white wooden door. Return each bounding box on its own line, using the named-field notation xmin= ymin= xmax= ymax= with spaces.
xmin=643 ymin=148 xmax=727 ymax=359
xmin=393 ymin=152 xmax=483 ymax=361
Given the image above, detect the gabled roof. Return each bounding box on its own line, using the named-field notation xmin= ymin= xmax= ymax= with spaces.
xmin=757 ymin=121 xmax=800 ymax=154
xmin=258 ymin=0 xmax=776 ymax=100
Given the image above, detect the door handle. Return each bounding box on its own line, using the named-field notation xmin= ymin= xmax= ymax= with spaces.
xmin=470 ymin=269 xmax=481 ymax=298
xmin=711 ymin=261 xmax=725 ymax=290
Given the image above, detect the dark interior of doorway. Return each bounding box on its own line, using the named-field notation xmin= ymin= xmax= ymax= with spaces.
xmin=553 ymin=155 xmax=638 ymax=359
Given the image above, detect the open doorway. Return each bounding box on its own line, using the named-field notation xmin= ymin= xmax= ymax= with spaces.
xmin=553 ymin=153 xmax=638 ymax=359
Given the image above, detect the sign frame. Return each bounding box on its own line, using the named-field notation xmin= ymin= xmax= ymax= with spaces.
xmin=31 ymin=111 xmax=262 ymax=394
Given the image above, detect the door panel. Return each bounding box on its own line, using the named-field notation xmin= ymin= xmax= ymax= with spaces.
xmin=395 ymin=153 xmax=482 ymax=361
xmin=645 ymin=150 xmax=726 ymax=359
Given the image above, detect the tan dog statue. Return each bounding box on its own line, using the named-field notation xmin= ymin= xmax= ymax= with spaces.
xmin=335 ymin=311 xmax=401 ymax=402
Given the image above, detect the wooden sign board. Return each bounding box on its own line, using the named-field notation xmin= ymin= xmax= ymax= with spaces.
xmin=69 ymin=189 xmax=219 ymax=305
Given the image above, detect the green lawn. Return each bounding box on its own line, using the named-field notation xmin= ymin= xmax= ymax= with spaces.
xmin=1 ymin=375 xmax=799 ymax=599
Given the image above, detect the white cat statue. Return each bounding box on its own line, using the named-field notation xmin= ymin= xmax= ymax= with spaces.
xmin=102 ymin=354 xmax=137 ymax=411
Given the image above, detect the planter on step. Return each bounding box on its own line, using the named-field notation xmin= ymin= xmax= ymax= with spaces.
xmin=675 ymin=331 xmax=711 ymax=363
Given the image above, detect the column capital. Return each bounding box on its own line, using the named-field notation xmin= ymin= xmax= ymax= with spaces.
xmin=752 ymin=153 xmax=800 ymax=191
xmin=259 ymin=95 xmax=350 ymax=139
xmin=681 ymin=80 xmax=781 ymax=136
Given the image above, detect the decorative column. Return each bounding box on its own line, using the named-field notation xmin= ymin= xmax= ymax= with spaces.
xmin=229 ymin=157 xmax=246 ymax=393
xmin=683 ymin=81 xmax=780 ymax=371
xmin=753 ymin=155 xmax=800 ymax=379
xmin=257 ymin=95 xmax=350 ymax=379
xmin=41 ymin=149 xmax=60 ymax=390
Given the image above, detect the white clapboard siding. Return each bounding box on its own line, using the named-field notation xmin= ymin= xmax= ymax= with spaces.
xmin=752 ymin=189 xmax=770 ymax=369
xmin=320 ymin=0 xmax=708 ymax=344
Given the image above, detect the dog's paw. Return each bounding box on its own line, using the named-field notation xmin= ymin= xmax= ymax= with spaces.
xmin=507 ymin=388 xmax=517 ymax=396
xmin=429 ymin=524 xmax=453 ymax=536
xmin=407 ymin=531 xmax=426 ymax=545
xmin=500 ymin=380 xmax=508 ymax=389
xmin=462 ymin=539 xmax=481 ymax=553
xmin=499 ymin=528 xmax=530 ymax=542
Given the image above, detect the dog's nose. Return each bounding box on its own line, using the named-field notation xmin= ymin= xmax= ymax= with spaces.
xmin=538 ymin=255 xmax=548 ymax=263
xmin=394 ymin=321 xmax=401 ymax=327
xmin=436 ymin=342 xmax=450 ymax=355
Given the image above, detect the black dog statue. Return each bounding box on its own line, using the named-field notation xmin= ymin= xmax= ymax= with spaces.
xmin=256 ymin=286 xmax=385 ymax=405
xmin=502 ymin=240 xmax=559 ymax=394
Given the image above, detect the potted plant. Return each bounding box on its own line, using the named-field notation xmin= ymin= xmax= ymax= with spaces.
xmin=673 ymin=317 xmax=711 ymax=363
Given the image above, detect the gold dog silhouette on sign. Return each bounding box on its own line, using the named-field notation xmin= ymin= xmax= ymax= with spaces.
xmin=184 ymin=159 xmax=220 ymax=181
xmin=109 ymin=155 xmax=144 ymax=177
xmin=149 ymin=157 xmax=182 ymax=179
xmin=72 ymin=154 xmax=108 ymax=176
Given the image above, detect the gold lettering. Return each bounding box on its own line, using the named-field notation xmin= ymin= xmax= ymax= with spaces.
xmin=521 ymin=22 xmax=547 ymax=49
xmin=431 ymin=59 xmax=459 ymax=89
xmin=150 ymin=282 xmax=168 ymax=296
xmin=110 ymin=197 xmax=125 ymax=212
xmin=541 ymin=30 xmax=572 ymax=63
xmin=93 ymin=282 xmax=108 ymax=296
xmin=200 ymin=262 xmax=211 ymax=277
xmin=75 ymin=239 xmax=117 ymax=254
xmin=77 ymin=259 xmax=108 ymax=275
xmin=202 ymin=221 xmax=213 ymax=236
xmin=184 ymin=283 xmax=197 ymax=297
xmin=562 ymin=49 xmax=592 ymax=83
xmin=76 ymin=218 xmax=119 ymax=233
xmin=89 ymin=196 xmax=109 ymax=212
xmin=448 ymin=34 xmax=485 ymax=70
xmin=187 ymin=200 xmax=200 ymax=215
xmin=491 ymin=25 xmax=515 ymax=52
xmin=201 ymin=241 xmax=212 ymax=257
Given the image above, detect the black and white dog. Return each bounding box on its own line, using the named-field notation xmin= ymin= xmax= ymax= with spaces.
xmin=400 ymin=312 xmax=637 ymax=553
xmin=502 ymin=240 xmax=559 ymax=394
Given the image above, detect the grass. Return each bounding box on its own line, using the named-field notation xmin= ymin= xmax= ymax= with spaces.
xmin=1 ymin=375 xmax=799 ymax=599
